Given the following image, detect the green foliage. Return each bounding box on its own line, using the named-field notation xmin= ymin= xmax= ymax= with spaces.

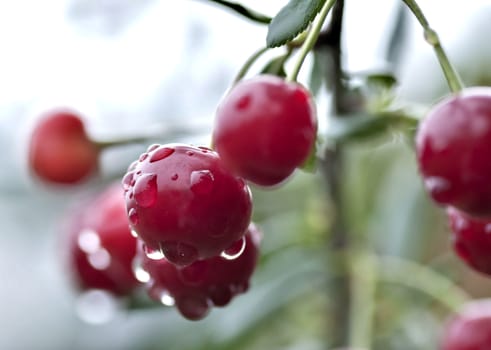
xmin=266 ymin=0 xmax=326 ymax=47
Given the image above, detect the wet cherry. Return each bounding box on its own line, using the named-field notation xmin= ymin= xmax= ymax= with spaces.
xmin=441 ymin=299 xmax=491 ymax=350
xmin=416 ymin=88 xmax=491 ymax=217
xmin=29 ymin=109 xmax=100 ymax=185
xmin=447 ymin=206 xmax=491 ymax=276
xmin=213 ymin=75 xmax=317 ymax=187
xmin=124 ymin=143 xmax=252 ymax=267
xmin=140 ymin=224 xmax=261 ymax=320
xmin=65 ymin=183 xmax=139 ymax=296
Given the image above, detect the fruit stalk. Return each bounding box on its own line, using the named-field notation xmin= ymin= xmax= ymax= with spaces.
xmin=286 ymin=0 xmax=337 ymax=83
xmin=402 ymin=0 xmax=463 ymax=93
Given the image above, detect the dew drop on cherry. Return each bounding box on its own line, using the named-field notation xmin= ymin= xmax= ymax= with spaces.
xmin=150 ymin=147 xmax=174 ymax=163
xmin=190 ymin=170 xmax=214 ymax=195
xmin=128 ymin=208 xmax=139 ymax=225
xmin=220 ymin=236 xmax=246 ymax=260
xmin=132 ymin=259 xmax=151 ymax=283
xmin=171 ymin=173 xmax=178 ymax=181
xmin=134 ymin=173 xmax=158 ymax=208
xmin=143 ymin=244 xmax=165 ymax=260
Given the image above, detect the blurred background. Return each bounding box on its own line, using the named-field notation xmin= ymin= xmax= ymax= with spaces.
xmin=2 ymin=0 xmax=491 ymax=349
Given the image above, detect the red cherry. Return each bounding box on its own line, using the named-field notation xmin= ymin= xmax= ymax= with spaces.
xmin=29 ymin=109 xmax=99 ymax=185
xmin=124 ymin=143 xmax=252 ymax=267
xmin=447 ymin=206 xmax=491 ymax=276
xmin=140 ymin=224 xmax=261 ymax=320
xmin=213 ymin=75 xmax=317 ymax=186
xmin=65 ymin=183 xmax=139 ymax=296
xmin=441 ymin=299 xmax=491 ymax=350
xmin=416 ymin=88 xmax=491 ymax=217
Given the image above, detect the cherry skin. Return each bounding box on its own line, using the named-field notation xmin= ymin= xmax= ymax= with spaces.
xmin=441 ymin=299 xmax=491 ymax=350
xmin=139 ymin=224 xmax=261 ymax=321
xmin=447 ymin=206 xmax=491 ymax=276
xmin=416 ymin=88 xmax=491 ymax=217
xmin=213 ymin=75 xmax=317 ymax=187
xmin=123 ymin=143 xmax=252 ymax=267
xmin=65 ymin=183 xmax=139 ymax=296
xmin=29 ymin=109 xmax=100 ymax=185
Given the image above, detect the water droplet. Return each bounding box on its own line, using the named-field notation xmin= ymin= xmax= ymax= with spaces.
xmin=209 ymin=286 xmax=232 ymax=306
xmin=78 ymin=229 xmax=101 ymax=254
xmin=122 ymin=172 xmax=134 ymax=191
xmin=190 ymin=170 xmax=214 ymax=195
xmin=127 ymin=161 xmax=138 ymax=172
xmin=424 ymin=176 xmax=451 ymax=197
xmin=171 ymin=173 xmax=178 ymax=181
xmin=161 ymin=242 xmax=198 ymax=267
xmin=150 ymin=147 xmax=174 ymax=163
xmin=139 ymin=153 xmax=149 ymax=162
xmin=128 ymin=208 xmax=139 ymax=225
xmin=198 ymin=146 xmax=212 ymax=153
xmin=159 ymin=290 xmax=176 ymax=306
xmin=176 ymin=295 xmax=210 ymax=320
xmin=136 ymin=170 xmax=142 ymax=175
xmin=178 ymin=261 xmax=207 ymax=286
xmin=221 ymin=236 xmax=246 ymax=260
xmin=130 ymin=229 xmax=139 ymax=238
xmin=132 ymin=259 xmax=151 ymax=283
xmin=76 ymin=290 xmax=121 ymax=324
xmin=236 ymin=95 xmax=251 ymax=110
xmin=88 ymin=248 xmax=111 ymax=270
xmin=186 ymin=151 xmax=195 ymax=156
xmin=134 ymin=173 xmax=158 ymax=208
xmin=144 ymin=244 xmax=165 ymax=260
xmin=147 ymin=144 xmax=160 ymax=152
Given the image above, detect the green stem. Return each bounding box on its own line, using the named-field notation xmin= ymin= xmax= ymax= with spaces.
xmin=377 ymin=255 xmax=471 ymax=313
xmin=348 ymin=250 xmax=376 ymax=349
xmin=402 ymin=0 xmax=464 ymax=93
xmin=233 ymin=47 xmax=269 ymax=84
xmin=200 ymin=0 xmax=271 ymax=24
xmin=287 ymin=0 xmax=337 ymax=83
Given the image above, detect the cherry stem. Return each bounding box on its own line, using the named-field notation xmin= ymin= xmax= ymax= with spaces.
xmin=233 ymin=46 xmax=269 ymax=84
xmin=286 ymin=0 xmax=337 ymax=83
xmin=92 ymin=122 xmax=211 ymax=150
xmin=377 ymin=255 xmax=471 ymax=313
xmin=402 ymin=0 xmax=464 ymax=93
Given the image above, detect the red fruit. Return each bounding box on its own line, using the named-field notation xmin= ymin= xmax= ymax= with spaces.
xmin=139 ymin=224 xmax=261 ymax=320
xmin=65 ymin=183 xmax=139 ymax=296
xmin=447 ymin=206 xmax=491 ymax=276
xmin=441 ymin=299 xmax=491 ymax=350
xmin=213 ymin=75 xmax=317 ymax=186
xmin=123 ymin=143 xmax=252 ymax=267
xmin=416 ymin=88 xmax=491 ymax=217
xmin=29 ymin=109 xmax=99 ymax=185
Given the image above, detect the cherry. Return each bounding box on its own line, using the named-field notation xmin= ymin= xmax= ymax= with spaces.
xmin=123 ymin=143 xmax=252 ymax=267
xmin=416 ymin=88 xmax=491 ymax=217
xmin=65 ymin=183 xmax=139 ymax=296
xmin=139 ymin=224 xmax=261 ymax=320
xmin=447 ymin=206 xmax=491 ymax=276
xmin=441 ymin=299 xmax=491 ymax=350
xmin=28 ymin=109 xmax=100 ymax=185
xmin=212 ymin=75 xmax=317 ymax=187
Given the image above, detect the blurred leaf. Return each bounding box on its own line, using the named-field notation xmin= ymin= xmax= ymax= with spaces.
xmin=300 ymin=138 xmax=319 ymax=173
xmin=266 ymin=0 xmax=325 ymax=47
xmin=366 ymin=74 xmax=397 ymax=90
xmin=326 ymin=112 xmax=417 ymax=143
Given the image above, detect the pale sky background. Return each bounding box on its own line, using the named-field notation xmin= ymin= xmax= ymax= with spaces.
xmin=1 ymin=1 xmax=491 ymax=349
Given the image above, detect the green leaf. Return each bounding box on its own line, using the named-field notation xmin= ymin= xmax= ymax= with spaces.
xmin=266 ymin=0 xmax=326 ymax=48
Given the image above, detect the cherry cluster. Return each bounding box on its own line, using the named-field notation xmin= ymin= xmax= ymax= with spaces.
xmin=416 ymin=88 xmax=491 ymax=278
xmin=28 ymin=74 xmax=317 ymax=320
